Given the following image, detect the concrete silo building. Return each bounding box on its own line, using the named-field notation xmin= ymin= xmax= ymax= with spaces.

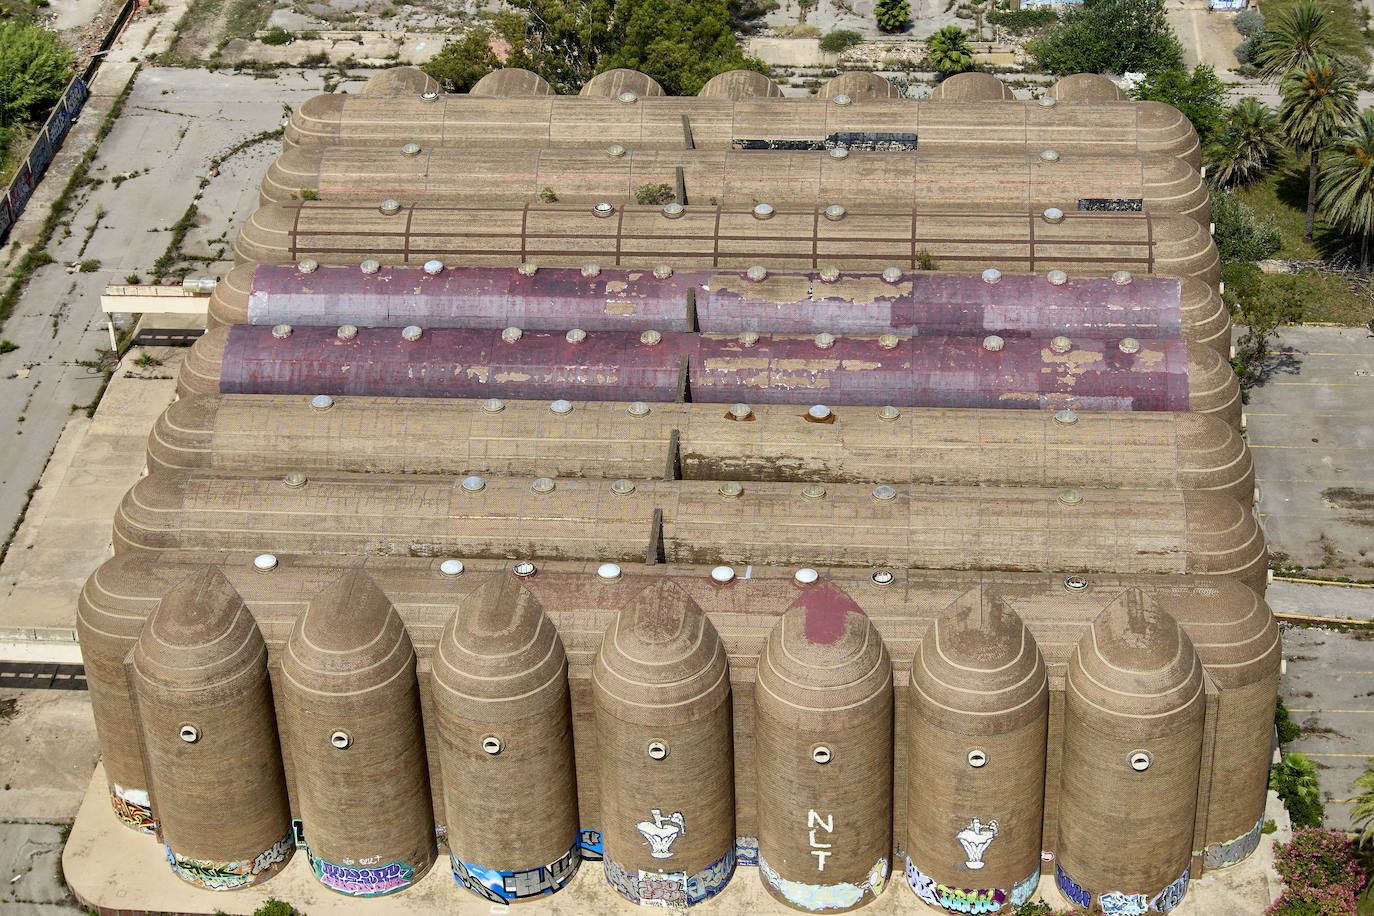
xmin=71 ymin=66 xmax=1276 ymax=915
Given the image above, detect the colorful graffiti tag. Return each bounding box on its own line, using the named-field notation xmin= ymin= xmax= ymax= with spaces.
xmin=311 ymin=856 xmax=414 ymax=896
xmin=1099 ymin=891 xmax=1149 ymax=915
xmin=580 ymin=829 xmax=604 ymax=861
xmin=1011 ymin=868 xmax=1040 ymax=907
xmin=1150 ymin=867 xmax=1189 ymax=913
xmin=760 ymin=853 xmax=888 ymax=911
xmin=1056 ymin=864 xmax=1091 ymax=909
xmin=110 ymin=784 xmax=156 ymax=833
xmin=1204 ymin=819 xmax=1263 ymax=869
xmin=906 ymin=860 xmax=1007 ymax=914
xmin=735 ymin=835 xmax=759 ymax=868
xmin=164 ymin=832 xmax=294 ymax=890
xmin=604 ymin=849 xmax=735 ymax=906
xmin=451 ymin=842 xmax=580 ymax=902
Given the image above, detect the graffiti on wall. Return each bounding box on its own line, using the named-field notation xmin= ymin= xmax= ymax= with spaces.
xmin=1204 ymin=819 xmax=1263 ymax=869
xmin=311 ymin=855 xmax=414 ymax=896
xmin=1150 ymin=867 xmax=1189 ymax=913
xmin=735 ymin=835 xmax=759 ymax=867
xmin=580 ymin=829 xmax=604 ymax=861
xmin=808 ymin=809 xmax=834 ymax=871
xmin=906 ymin=860 xmax=1007 ymax=915
xmin=451 ymin=842 xmax=580 ymax=902
xmin=955 ymin=818 xmax=999 ymax=870
xmin=165 ymin=832 xmax=294 ymax=890
xmin=604 ymin=849 xmax=735 ymax=906
xmin=111 ymin=783 xmax=156 ymax=834
xmin=1011 ymin=868 xmax=1040 ymax=907
xmin=1056 ymin=864 xmax=1091 ymax=909
xmin=637 ymin=809 xmax=686 ymax=859
xmin=759 ymin=853 xmax=888 ymax=911
xmin=1099 ymin=891 xmax=1149 ymax=915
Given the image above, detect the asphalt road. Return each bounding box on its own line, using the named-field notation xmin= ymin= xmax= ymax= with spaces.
xmin=1278 ymin=625 xmax=1374 ymax=832
xmin=1248 ymin=326 xmax=1374 ymax=577
xmin=0 ymin=68 xmax=320 ymax=568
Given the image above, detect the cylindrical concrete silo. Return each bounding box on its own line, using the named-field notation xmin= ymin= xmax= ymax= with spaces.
xmin=469 ymin=68 xmax=554 ymax=97
xmin=1056 ymin=591 xmax=1204 ymax=913
xmin=358 ymin=66 xmax=440 ymax=98
xmin=906 ymin=587 xmax=1049 ymax=914
xmin=755 ymin=581 xmax=893 ymax=912
xmin=432 ymin=574 xmax=580 ymax=902
xmin=593 ymin=580 xmax=735 ymax=907
xmin=130 ymin=567 xmax=294 ymax=889
xmin=580 ymin=69 xmax=665 ymax=98
xmin=280 ymin=570 xmax=436 ymax=896
xmin=1158 ymin=582 xmax=1281 ymax=869
xmin=697 ymin=69 xmax=782 ymax=99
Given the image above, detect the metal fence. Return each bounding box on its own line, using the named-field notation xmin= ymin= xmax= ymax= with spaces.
xmin=0 ymin=0 xmax=137 ymax=246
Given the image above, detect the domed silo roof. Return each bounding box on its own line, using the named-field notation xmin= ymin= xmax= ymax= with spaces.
xmin=820 ymin=71 xmax=901 ymax=101
xmin=698 ymin=69 xmax=783 ymax=99
xmin=359 ymin=66 xmax=441 ymax=98
xmin=470 ymin=68 xmax=555 ymax=97
xmin=929 ymin=72 xmax=1013 ymax=101
xmin=911 ymin=586 xmax=1046 ymax=730
xmin=1048 ymin=73 xmax=1127 ymax=103
xmin=580 ymin=69 xmax=666 ymax=98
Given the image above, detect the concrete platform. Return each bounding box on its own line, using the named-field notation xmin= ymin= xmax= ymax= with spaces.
xmin=64 ymin=762 xmax=1282 ymax=916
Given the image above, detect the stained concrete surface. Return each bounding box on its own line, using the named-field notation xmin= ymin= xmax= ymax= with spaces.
xmin=1277 ymin=625 xmax=1374 ymax=832
xmin=1247 ymin=326 xmax=1374 ymax=577
xmin=0 ymin=691 xmax=101 ymax=823
xmin=1266 ymin=579 xmax=1374 ymax=619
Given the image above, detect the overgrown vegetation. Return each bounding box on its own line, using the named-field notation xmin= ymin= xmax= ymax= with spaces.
xmin=1028 ymin=0 xmax=1181 ymax=76
xmin=423 ymin=27 xmax=501 ymax=93
xmin=875 ymin=0 xmax=910 ymax=32
xmin=1277 ymin=695 xmax=1304 ymax=744
xmin=633 ymin=182 xmax=675 ymax=205
xmin=1130 ymin=64 xmax=1226 ymax=145
xmin=0 ymin=20 xmax=74 ymax=183
xmin=1266 ymin=828 xmax=1367 ymax=915
xmin=818 ymin=28 xmax=862 ymax=53
xmin=987 ymin=1 xmax=1056 ymax=34
xmin=1271 ymin=753 xmax=1325 ymax=829
xmin=253 ymin=898 xmax=306 ymax=916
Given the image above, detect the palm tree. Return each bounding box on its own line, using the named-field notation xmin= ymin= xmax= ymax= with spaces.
xmin=927 ymin=25 xmax=975 ymax=77
xmin=1253 ymin=0 xmax=1342 ymax=80
xmin=1319 ymin=110 xmax=1374 ymax=271
xmin=1208 ymin=98 xmax=1285 ymax=188
xmin=1354 ymin=762 xmax=1374 ymax=847
xmin=1279 ymin=55 xmax=1359 ymax=243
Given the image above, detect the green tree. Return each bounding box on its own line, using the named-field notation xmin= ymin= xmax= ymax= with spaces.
xmin=875 ymin=0 xmax=910 ymax=33
xmin=1317 ymin=109 xmax=1374 ymax=272
xmin=497 ymin=0 xmax=764 ymax=95
xmin=1353 ymin=761 xmax=1374 ymax=847
xmin=0 ymin=21 xmax=74 ymax=129
xmin=1130 ymin=64 xmax=1225 ymax=144
xmin=1212 ymin=190 xmax=1283 ymax=261
xmin=1028 ymin=0 xmax=1182 ymax=77
xmin=1279 ymin=55 xmax=1359 ymax=243
xmin=1207 ymin=98 xmax=1285 ymax=188
xmin=1252 ymin=0 xmax=1350 ymax=80
xmin=927 ymin=26 xmax=975 ymax=76
xmin=422 ymin=27 xmax=501 ymax=93
xmin=598 ymin=0 xmax=766 ymax=94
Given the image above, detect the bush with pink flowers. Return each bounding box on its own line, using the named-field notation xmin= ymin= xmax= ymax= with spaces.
xmin=1265 ymin=828 xmax=1368 ymax=916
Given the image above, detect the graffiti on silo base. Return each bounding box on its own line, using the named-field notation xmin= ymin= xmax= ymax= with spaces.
xmin=310 ymin=855 xmax=414 ymax=896
xmin=1010 ymin=868 xmax=1040 ymax=907
xmin=1150 ymin=867 xmax=1189 ymax=912
xmin=906 ymin=859 xmax=1007 ymax=914
xmin=110 ymin=784 xmax=156 ymax=833
xmin=1099 ymin=891 xmax=1149 ymax=914
xmin=759 ymin=852 xmax=888 ymax=911
xmin=955 ymin=818 xmax=998 ymax=870
xmin=604 ymin=849 xmax=735 ymax=906
xmin=1056 ymin=864 xmax=1091 ymax=908
xmin=580 ymin=828 xmax=604 ymax=860
xmin=735 ymin=834 xmax=759 ymax=867
xmin=451 ymin=841 xmax=580 ymax=901
xmin=165 ymin=831 xmax=293 ymax=890
xmin=1204 ymin=819 xmax=1263 ymax=869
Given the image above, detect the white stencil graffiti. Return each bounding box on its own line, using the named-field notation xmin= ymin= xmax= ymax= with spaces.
xmin=808 ymin=810 xmax=834 ymax=871
xmin=1099 ymin=891 xmax=1149 ymax=915
xmin=956 ymin=818 xmax=999 ymax=870
xmin=637 ymin=809 xmax=686 ymax=859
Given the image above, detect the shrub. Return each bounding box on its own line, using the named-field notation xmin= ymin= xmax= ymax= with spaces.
xmin=1212 ymin=191 xmax=1283 ymax=261
xmin=1277 ymin=695 xmax=1303 ymax=744
xmin=988 ymin=3 xmax=1057 ymax=33
xmin=0 ymin=340 xmax=18 ymax=353
xmin=260 ymin=27 xmax=292 ymax=45
xmin=876 ymin=0 xmax=911 ymax=32
xmin=0 ymin=21 xmax=75 ymax=127
xmin=915 ymin=248 xmax=938 ymax=270
xmin=1265 ymin=828 xmax=1366 ymax=916
xmin=819 ymin=28 xmax=863 ymax=53
xmin=538 ymin=186 xmax=558 ymax=203
xmin=254 ymin=899 xmax=306 ymax=916
xmin=78 ymin=259 xmax=101 ymax=272
xmin=1234 ymin=7 xmax=1265 ymax=36
xmin=634 ymin=183 xmax=675 ymax=205
xmin=1271 ymin=754 xmax=1325 ymax=829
